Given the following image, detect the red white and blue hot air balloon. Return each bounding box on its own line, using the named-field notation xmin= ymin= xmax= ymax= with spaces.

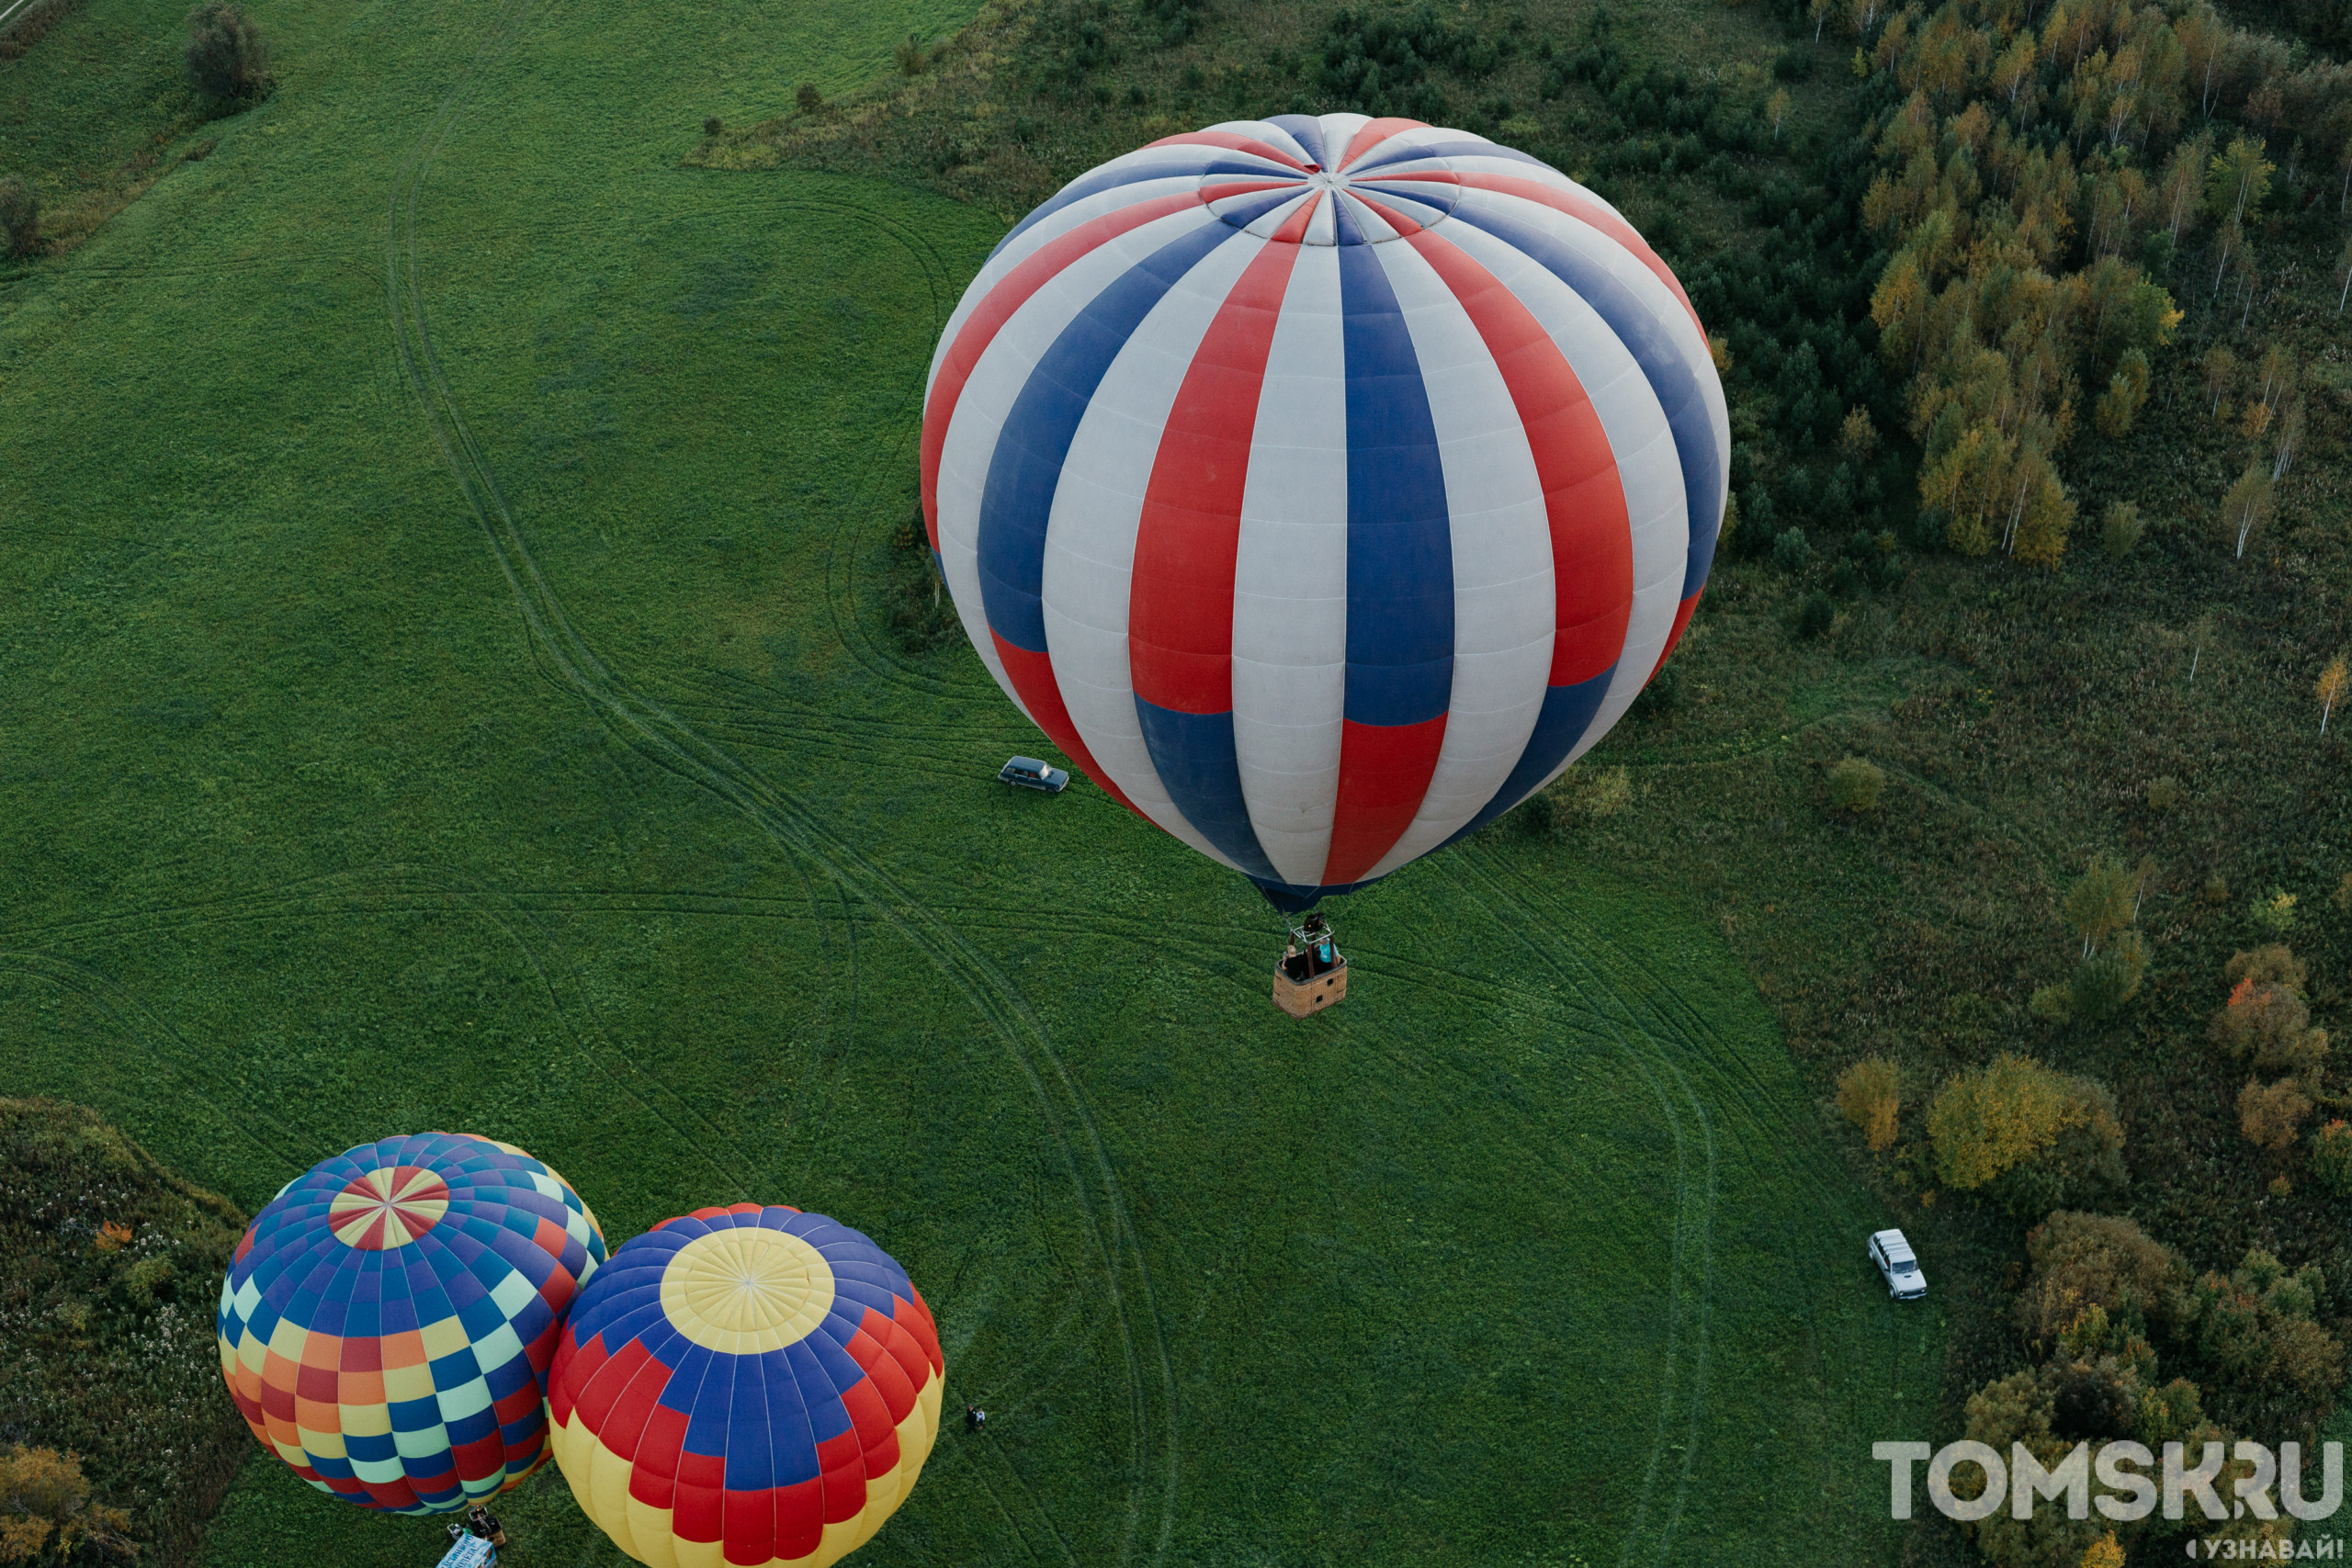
xmin=922 ymin=114 xmax=1728 ymax=909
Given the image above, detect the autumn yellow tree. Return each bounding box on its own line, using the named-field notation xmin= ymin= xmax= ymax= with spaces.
xmin=2320 ymin=656 xmax=2347 ymax=737
xmin=1838 ymin=1058 xmax=1903 ymax=1150
xmin=2221 ymin=461 xmax=2273 ymax=558
xmin=0 ymin=1447 xmax=135 ymax=1562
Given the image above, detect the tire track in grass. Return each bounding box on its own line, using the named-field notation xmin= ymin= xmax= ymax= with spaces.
xmin=1433 ymin=852 xmax=1717 ymax=1568
xmin=1460 ymin=839 xmax=1909 ymax=1564
xmin=0 ymin=950 xmax=310 ymax=1179
xmin=381 ymin=11 xmax=1179 ymax=1562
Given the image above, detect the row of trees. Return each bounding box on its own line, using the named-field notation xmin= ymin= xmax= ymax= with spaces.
xmin=1854 ymin=0 xmax=2346 ymax=567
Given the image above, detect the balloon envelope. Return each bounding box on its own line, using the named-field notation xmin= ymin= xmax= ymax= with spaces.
xmin=548 ymin=1202 xmax=945 ymax=1568
xmin=922 ymin=114 xmax=1728 ymax=907
xmin=216 ymin=1132 xmax=607 ymax=1513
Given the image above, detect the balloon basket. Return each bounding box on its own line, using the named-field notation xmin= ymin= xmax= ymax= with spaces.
xmin=1272 ymin=915 xmax=1347 ymax=1018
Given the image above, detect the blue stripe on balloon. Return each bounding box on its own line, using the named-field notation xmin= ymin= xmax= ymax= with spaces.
xmin=1337 ymin=243 xmax=1453 ymax=728
xmin=988 ymin=158 xmax=1292 ymax=261
xmin=1244 ymin=871 xmax=1382 ymax=912
xmin=1439 ymin=667 xmax=1616 ymax=848
xmin=976 ymin=214 xmax=1245 ymax=653
xmin=1343 ymin=139 xmax=1558 ymax=176
xmin=1446 ymin=202 xmax=1723 ymax=600
xmin=786 ymin=1341 xmax=855 ymax=1441
xmin=1265 ymin=114 xmax=1329 ymax=167
xmin=1133 ymin=698 xmax=1283 ymax=882
xmin=763 ymin=1349 xmax=823 ymax=1484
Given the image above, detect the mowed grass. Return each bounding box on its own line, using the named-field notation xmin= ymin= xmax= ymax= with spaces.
xmin=0 ymin=0 xmax=1940 ymax=1561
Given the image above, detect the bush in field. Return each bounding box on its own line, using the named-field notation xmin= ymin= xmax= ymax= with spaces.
xmin=2063 ymin=856 xmax=2136 ymax=958
xmin=2239 ymin=1077 xmax=2312 ymax=1153
xmin=2211 ymin=950 xmax=2328 ymax=1076
xmin=2070 ymin=930 xmax=2148 ymax=1022
xmin=186 ymin=2 xmax=270 ymax=102
xmin=0 ymin=1447 xmax=136 ymax=1562
xmin=1826 ymin=756 xmax=1883 ymax=812
xmin=2180 ymin=1248 xmax=2342 ymax=1408
xmin=1796 ymin=590 xmax=1834 ymax=639
xmin=894 ymin=31 xmax=927 ymax=75
xmin=1836 ymin=1057 xmax=1901 ymax=1151
xmin=1928 ymin=1055 xmax=2127 ymax=1216
xmin=797 ymin=82 xmax=823 ymax=114
xmin=2310 ymin=1121 xmax=2352 ymax=1196
xmin=2100 ymin=502 xmax=2143 ymax=559
xmin=2014 ymin=1211 xmax=2182 ymax=1350
xmin=0 ymin=175 xmax=36 ymax=257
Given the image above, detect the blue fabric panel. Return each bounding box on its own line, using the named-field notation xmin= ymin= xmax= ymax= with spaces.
xmin=1133 ymin=697 xmax=1283 ymax=882
xmin=786 ymin=1341 xmax=854 ymax=1441
xmin=1266 ymin=114 xmax=1329 ymax=167
xmin=989 ymin=156 xmax=1279 ymax=260
xmin=1446 ymin=202 xmax=1723 ymax=600
xmin=1330 ymin=192 xmax=1370 ymax=247
xmin=1438 ymin=667 xmax=1616 ymax=848
xmin=390 ymin=1395 xmax=441 ymax=1432
xmin=1344 ymin=139 xmax=1558 ymax=176
xmin=977 ymin=217 xmax=1240 ymax=652
xmin=1337 ymin=244 xmax=1453 ymax=727
xmin=721 ymin=1357 xmax=775 ymax=1491
xmin=1245 ymin=872 xmax=1385 ymax=912
xmin=763 ymin=1349 xmax=822 ymax=1485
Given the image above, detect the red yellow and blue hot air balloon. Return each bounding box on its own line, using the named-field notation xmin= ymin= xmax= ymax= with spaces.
xmin=547 ymin=1202 xmax=945 ymax=1568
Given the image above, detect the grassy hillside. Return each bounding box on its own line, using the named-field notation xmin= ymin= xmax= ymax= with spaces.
xmin=0 ymin=0 xmax=1943 ymax=1564
xmin=0 ymin=1099 xmax=250 ymax=1568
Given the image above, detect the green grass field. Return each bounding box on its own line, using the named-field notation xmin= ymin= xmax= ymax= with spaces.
xmin=0 ymin=0 xmax=1942 ymax=1561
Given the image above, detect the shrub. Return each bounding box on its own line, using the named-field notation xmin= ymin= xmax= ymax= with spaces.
xmin=2030 ymin=983 xmax=2074 ymax=1023
xmin=2015 ymin=1212 xmax=2182 ymax=1349
xmin=185 ymin=1 xmax=270 ymax=102
xmin=1771 ymin=526 xmax=1813 ymax=571
xmin=2225 ymin=944 xmax=2307 ymax=994
xmin=2310 ymin=1121 xmax=2352 ymax=1196
xmin=797 ymin=82 xmax=823 ymax=113
xmin=894 ymin=30 xmax=927 ymax=75
xmin=2211 ymin=964 xmax=2328 ymax=1075
xmin=0 ymin=1447 xmax=135 ymax=1562
xmin=2251 ymin=887 xmax=2298 ymax=934
xmin=1826 ymin=756 xmax=1883 ymax=812
xmin=2062 ymin=856 xmax=2135 ymax=956
xmin=2145 ymin=776 xmax=2178 ymax=809
xmin=2179 ymin=1249 xmax=2344 ymax=1425
xmin=2070 ymin=930 xmax=2148 ymax=1021
xmin=0 ymin=174 xmax=36 ymax=257
xmin=2239 ymin=1078 xmax=2312 ymax=1153
xmin=703 ymin=116 xmax=724 ymax=137
xmin=2093 ymin=349 xmax=2151 ymax=437
xmin=1836 ymin=1057 xmax=1901 ymax=1151
xmin=2099 ymin=501 xmax=2143 ymax=558
xmin=1796 ymin=590 xmax=1834 ymax=638
xmin=1928 ymin=1055 xmax=2127 ymax=1216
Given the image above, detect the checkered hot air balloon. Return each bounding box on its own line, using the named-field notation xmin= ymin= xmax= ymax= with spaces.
xmin=922 ymin=114 xmax=1729 ymax=908
xmin=546 ymin=1203 xmax=945 ymax=1568
xmin=216 ymin=1133 xmax=606 ymax=1514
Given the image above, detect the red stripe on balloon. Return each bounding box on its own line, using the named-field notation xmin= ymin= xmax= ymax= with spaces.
xmin=1335 ymin=117 xmax=1432 ymax=171
xmin=919 ymin=191 xmax=1205 ymax=550
xmin=989 ymin=633 xmax=1151 ymax=820
xmin=1199 ymin=178 xmax=1305 ymax=202
xmin=1322 ymin=715 xmax=1449 ymax=886
xmin=1142 ymin=130 xmax=1312 ymax=170
xmin=1128 ymin=196 xmax=1317 ymax=716
xmin=1387 ymin=219 xmax=1634 ymax=688
xmin=1650 ymin=592 xmax=1700 ymax=677
xmin=1379 ymin=169 xmax=1705 ymax=337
